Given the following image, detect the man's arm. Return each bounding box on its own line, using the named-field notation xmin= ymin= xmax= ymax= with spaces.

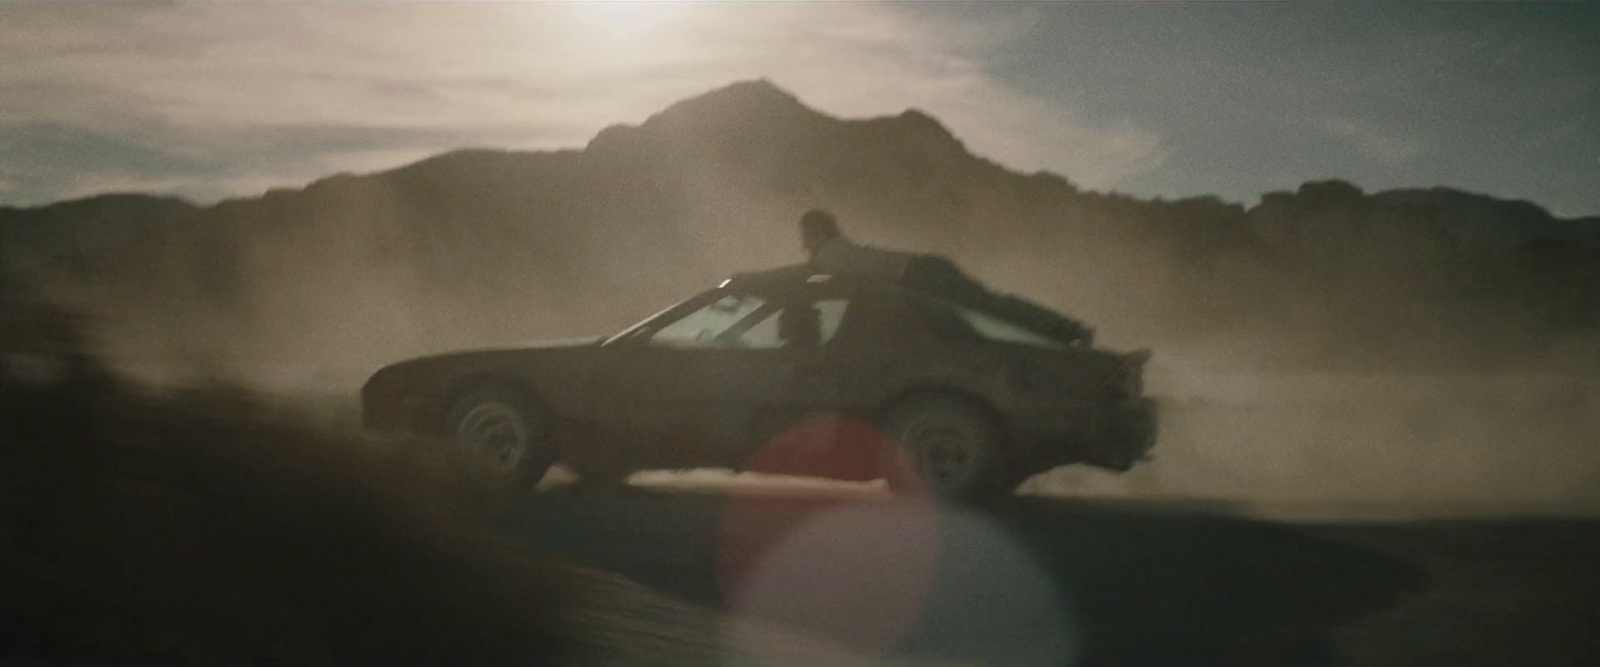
xmin=810 ymin=239 xmax=914 ymax=281
xmin=728 ymin=263 xmax=815 ymax=283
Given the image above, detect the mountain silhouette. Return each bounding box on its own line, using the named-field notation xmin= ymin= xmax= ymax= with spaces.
xmin=1 ymin=79 xmax=1596 ymax=383
xmin=1 ymin=194 xmax=195 ymax=282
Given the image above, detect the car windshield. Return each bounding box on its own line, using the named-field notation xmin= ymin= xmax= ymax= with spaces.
xmin=602 ymin=295 xmax=702 ymax=345
xmin=649 ymin=293 xmax=778 ymax=347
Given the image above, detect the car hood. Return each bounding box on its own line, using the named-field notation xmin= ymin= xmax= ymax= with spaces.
xmin=364 ymin=336 xmax=606 ymax=385
xmin=405 ymin=335 xmax=602 ymax=363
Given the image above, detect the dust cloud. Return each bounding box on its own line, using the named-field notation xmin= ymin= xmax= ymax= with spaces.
xmin=66 ymin=201 xmax=1597 ymax=520
xmin=970 ymin=250 xmax=1600 ymax=518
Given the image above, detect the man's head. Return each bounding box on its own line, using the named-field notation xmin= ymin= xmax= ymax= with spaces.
xmin=799 ymin=209 xmax=841 ymax=257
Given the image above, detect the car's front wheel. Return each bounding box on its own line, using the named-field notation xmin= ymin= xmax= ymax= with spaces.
xmin=881 ymin=394 xmax=1005 ymax=500
xmin=444 ymin=385 xmax=553 ymax=489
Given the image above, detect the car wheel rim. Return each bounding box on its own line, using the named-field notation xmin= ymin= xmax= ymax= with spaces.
xmin=904 ymin=416 xmax=982 ymax=491
xmin=455 ymin=402 xmax=528 ymax=474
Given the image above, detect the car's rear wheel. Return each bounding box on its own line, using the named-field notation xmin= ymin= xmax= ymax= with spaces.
xmin=444 ymin=385 xmax=553 ymax=489
xmin=881 ymin=393 xmax=1004 ymax=500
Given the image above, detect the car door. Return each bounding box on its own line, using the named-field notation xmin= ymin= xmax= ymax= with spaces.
xmin=590 ymin=290 xmax=852 ymax=470
xmin=716 ymin=295 xmax=853 ymax=467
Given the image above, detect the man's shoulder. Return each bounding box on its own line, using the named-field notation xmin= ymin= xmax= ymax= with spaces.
xmin=811 ymin=239 xmax=910 ymax=279
xmin=823 ymin=237 xmax=919 ymax=261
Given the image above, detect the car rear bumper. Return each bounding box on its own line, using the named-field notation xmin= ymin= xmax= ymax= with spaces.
xmin=1014 ymin=397 xmax=1159 ymax=473
xmin=1083 ymin=397 xmax=1159 ymax=470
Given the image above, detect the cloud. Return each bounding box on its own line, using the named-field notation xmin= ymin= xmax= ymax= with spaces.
xmin=1311 ymin=116 xmax=1423 ymax=164
xmin=0 ymin=2 xmax=1162 ymax=205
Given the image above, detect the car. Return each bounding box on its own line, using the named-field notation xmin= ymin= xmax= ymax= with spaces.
xmin=360 ymin=270 xmax=1158 ymax=499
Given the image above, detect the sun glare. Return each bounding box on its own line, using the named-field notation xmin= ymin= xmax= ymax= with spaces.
xmin=566 ymin=1 xmax=691 ymax=65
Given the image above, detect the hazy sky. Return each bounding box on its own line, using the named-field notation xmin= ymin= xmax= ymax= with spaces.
xmin=2 ymin=2 xmax=1597 ymax=216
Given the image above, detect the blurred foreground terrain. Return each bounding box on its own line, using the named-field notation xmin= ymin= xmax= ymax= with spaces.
xmin=2 ymin=303 xmax=1597 ymax=666
xmin=0 ymin=304 xmax=721 ymax=664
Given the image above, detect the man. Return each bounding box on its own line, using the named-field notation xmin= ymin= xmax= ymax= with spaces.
xmin=799 ymin=209 xmax=915 ymax=281
xmin=796 ymin=209 xmax=1092 ymax=345
xmin=799 ymin=208 xmax=982 ymax=301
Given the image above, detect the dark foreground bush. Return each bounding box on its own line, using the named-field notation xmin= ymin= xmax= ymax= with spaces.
xmin=0 ymin=360 xmax=736 ymax=663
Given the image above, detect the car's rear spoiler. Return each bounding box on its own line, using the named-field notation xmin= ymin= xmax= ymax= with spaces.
xmin=1095 ymin=349 xmax=1153 ymax=398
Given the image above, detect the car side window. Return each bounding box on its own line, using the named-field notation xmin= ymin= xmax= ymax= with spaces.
xmin=815 ymin=299 xmax=848 ymax=344
xmin=737 ymin=309 xmax=784 ymax=348
xmin=907 ymin=296 xmax=982 ymax=341
xmin=750 ymin=298 xmax=849 ymax=349
xmin=649 ymin=295 xmax=851 ymax=349
xmin=957 ymin=308 xmax=1068 ymax=350
xmin=910 ymin=296 xmax=1065 ymax=350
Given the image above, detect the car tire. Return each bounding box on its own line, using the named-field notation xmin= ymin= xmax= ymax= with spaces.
xmin=881 ymin=393 xmax=1005 ymax=500
xmin=444 ymin=384 xmax=553 ymax=489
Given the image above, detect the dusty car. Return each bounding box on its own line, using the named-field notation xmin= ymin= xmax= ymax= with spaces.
xmin=360 ymin=271 xmax=1157 ymax=498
